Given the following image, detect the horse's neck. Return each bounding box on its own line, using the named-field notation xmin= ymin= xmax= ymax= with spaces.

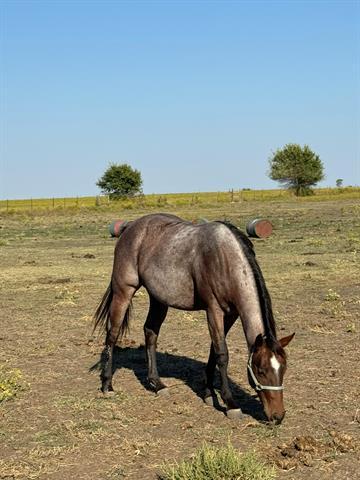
xmin=234 ymin=282 xmax=266 ymax=350
xmin=240 ymin=309 xmax=265 ymax=351
xmin=229 ymin=240 xmax=272 ymax=350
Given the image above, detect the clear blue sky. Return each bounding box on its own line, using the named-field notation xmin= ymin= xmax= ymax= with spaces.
xmin=1 ymin=0 xmax=359 ymax=199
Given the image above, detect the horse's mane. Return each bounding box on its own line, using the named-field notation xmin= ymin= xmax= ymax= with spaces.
xmin=216 ymin=221 xmax=277 ymax=341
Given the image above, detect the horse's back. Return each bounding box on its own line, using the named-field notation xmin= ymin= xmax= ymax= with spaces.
xmin=112 ymin=213 xmax=245 ymax=310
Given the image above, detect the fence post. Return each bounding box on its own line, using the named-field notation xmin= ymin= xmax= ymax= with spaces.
xmin=31 ymin=198 xmax=33 ymax=212
xmin=6 ymin=200 xmax=9 ymax=213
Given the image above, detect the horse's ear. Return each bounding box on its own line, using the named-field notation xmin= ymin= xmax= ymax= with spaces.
xmin=279 ymin=332 xmax=295 ymax=348
xmin=254 ymin=334 xmax=264 ymax=349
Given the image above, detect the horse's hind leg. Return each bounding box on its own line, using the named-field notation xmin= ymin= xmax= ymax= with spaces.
xmin=205 ymin=313 xmax=237 ymax=403
xmin=144 ymin=296 xmax=168 ymax=393
xmin=206 ymin=307 xmax=238 ymax=411
xmin=101 ymin=287 xmax=136 ymax=394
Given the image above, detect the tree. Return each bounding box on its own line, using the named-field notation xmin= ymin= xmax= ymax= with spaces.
xmin=268 ymin=144 xmax=324 ymax=196
xmin=336 ymin=178 xmax=343 ymax=188
xmin=97 ymin=163 xmax=143 ymax=199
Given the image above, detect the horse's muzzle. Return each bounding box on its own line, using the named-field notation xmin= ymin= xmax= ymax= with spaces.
xmin=269 ymin=411 xmax=285 ymax=425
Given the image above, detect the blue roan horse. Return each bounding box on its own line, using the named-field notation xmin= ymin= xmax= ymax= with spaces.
xmin=94 ymin=213 xmax=294 ymax=424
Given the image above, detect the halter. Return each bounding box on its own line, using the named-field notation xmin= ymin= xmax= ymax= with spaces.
xmin=247 ymin=352 xmax=284 ymax=392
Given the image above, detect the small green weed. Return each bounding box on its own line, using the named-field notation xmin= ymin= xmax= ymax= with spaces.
xmin=321 ymin=289 xmax=347 ymax=318
xmin=324 ymin=289 xmax=341 ymax=302
xmin=0 ymin=364 xmax=25 ymax=403
xmin=159 ymin=442 xmax=276 ymax=480
xmin=346 ymin=323 xmax=356 ymax=333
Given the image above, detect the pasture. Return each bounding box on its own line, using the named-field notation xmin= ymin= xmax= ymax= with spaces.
xmin=0 ymin=195 xmax=359 ymax=479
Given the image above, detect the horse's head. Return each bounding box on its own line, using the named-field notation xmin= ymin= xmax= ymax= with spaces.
xmin=248 ymin=332 xmax=295 ymax=425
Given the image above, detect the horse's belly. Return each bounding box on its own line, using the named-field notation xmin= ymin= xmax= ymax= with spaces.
xmin=142 ymin=269 xmax=198 ymax=310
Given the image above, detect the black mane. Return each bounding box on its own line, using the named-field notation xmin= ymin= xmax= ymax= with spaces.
xmin=216 ymin=221 xmax=277 ymax=341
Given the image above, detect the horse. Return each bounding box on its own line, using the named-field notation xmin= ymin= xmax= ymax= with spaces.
xmin=94 ymin=213 xmax=294 ymax=424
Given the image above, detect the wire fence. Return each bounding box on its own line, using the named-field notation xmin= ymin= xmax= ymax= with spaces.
xmin=0 ymin=196 xmax=107 ymax=212
xmin=0 ymin=187 xmax=359 ymax=213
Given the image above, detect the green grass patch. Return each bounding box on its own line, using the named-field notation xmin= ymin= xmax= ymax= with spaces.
xmin=159 ymin=442 xmax=276 ymax=480
xmin=0 ymin=364 xmax=25 ymax=403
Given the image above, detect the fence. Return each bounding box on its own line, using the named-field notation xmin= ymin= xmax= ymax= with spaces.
xmin=0 ymin=196 xmax=109 ymax=212
xmin=0 ymin=187 xmax=359 ymax=213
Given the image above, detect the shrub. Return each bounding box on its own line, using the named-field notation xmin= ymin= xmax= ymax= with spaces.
xmin=159 ymin=442 xmax=276 ymax=480
xmin=0 ymin=365 xmax=24 ymax=403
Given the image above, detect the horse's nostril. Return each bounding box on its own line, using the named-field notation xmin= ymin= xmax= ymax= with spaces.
xmin=271 ymin=412 xmax=285 ymax=425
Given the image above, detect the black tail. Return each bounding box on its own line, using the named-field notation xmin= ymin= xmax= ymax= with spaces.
xmin=93 ymin=282 xmax=132 ymax=340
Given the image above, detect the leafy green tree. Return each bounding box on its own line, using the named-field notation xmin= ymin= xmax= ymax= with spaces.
xmin=268 ymin=144 xmax=324 ymax=196
xmin=97 ymin=163 xmax=143 ymax=199
xmin=336 ymin=178 xmax=343 ymax=188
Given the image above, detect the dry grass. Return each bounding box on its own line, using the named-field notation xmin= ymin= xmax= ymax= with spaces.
xmin=0 ymin=445 xmax=79 ymax=479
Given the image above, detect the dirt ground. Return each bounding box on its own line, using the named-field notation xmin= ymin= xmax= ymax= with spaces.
xmin=0 ymin=199 xmax=359 ymax=479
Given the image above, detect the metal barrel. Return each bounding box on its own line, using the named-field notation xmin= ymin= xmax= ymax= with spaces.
xmin=109 ymin=220 xmax=127 ymax=237
xmin=246 ymin=218 xmax=273 ymax=238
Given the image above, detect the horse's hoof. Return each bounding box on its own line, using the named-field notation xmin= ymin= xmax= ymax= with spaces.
xmin=102 ymin=390 xmax=115 ymax=398
xmin=204 ymin=396 xmax=214 ymax=407
xmin=226 ymin=408 xmax=243 ymax=420
xmin=157 ymin=387 xmax=169 ymax=396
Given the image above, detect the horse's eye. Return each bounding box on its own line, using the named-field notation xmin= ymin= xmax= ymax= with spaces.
xmin=257 ymin=368 xmax=266 ymax=376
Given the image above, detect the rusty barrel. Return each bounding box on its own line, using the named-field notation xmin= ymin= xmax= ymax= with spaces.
xmin=192 ymin=217 xmax=208 ymax=224
xmin=109 ymin=220 xmax=128 ymax=237
xmin=246 ymin=218 xmax=273 ymax=238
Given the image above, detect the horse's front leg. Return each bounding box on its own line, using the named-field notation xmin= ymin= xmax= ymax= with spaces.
xmin=206 ymin=307 xmax=238 ymax=414
xmin=205 ymin=313 xmax=237 ymax=403
xmin=144 ymin=296 xmax=168 ymax=393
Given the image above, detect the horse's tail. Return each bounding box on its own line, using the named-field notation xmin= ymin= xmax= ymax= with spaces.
xmin=93 ymin=282 xmax=133 ymax=339
xmin=93 ymin=282 xmax=113 ymax=334
xmin=93 ymin=220 xmax=134 ymax=338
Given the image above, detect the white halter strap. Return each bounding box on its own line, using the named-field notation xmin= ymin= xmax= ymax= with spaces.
xmin=247 ymin=352 xmax=284 ymax=392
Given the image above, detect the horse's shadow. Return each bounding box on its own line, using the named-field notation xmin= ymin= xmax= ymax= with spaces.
xmin=91 ymin=345 xmax=265 ymax=422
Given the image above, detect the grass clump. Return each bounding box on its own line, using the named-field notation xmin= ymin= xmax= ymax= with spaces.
xmin=324 ymin=289 xmax=341 ymax=302
xmin=159 ymin=442 xmax=276 ymax=480
xmin=0 ymin=364 xmax=24 ymax=403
